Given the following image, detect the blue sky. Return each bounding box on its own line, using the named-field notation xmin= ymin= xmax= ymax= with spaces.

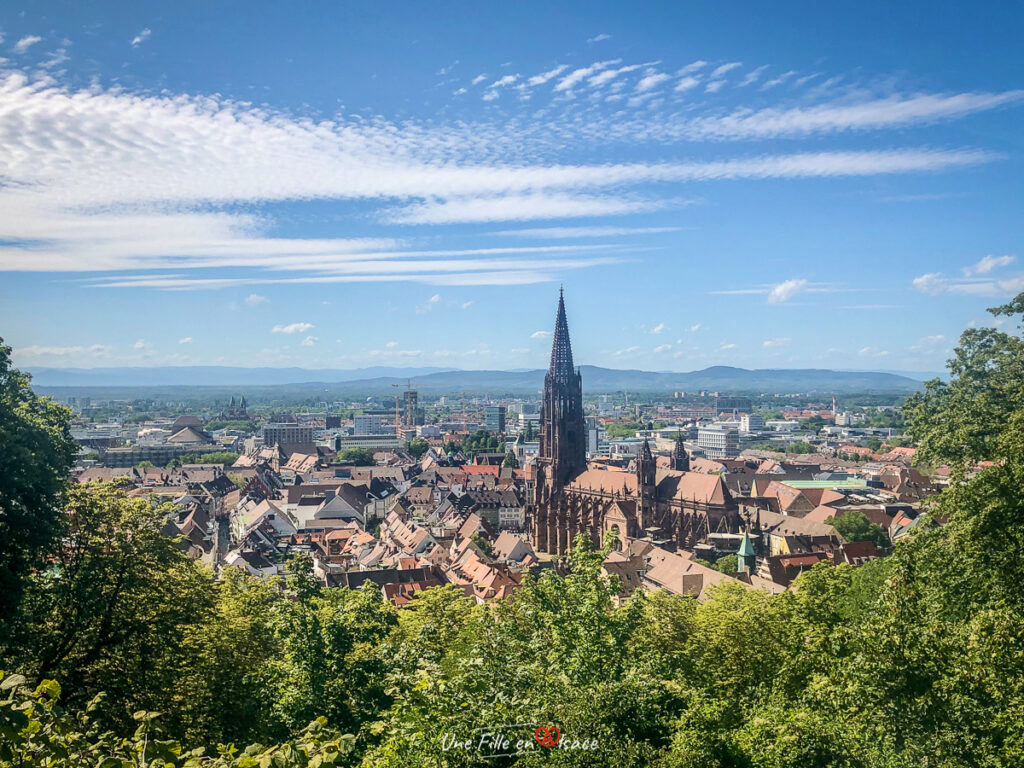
xmin=1 ymin=1 xmax=1022 ymax=374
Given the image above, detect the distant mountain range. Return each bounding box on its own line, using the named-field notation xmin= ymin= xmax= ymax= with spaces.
xmin=26 ymin=364 xmax=926 ymax=394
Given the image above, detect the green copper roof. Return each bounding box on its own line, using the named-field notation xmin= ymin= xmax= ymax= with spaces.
xmin=738 ymin=530 xmax=756 ymax=557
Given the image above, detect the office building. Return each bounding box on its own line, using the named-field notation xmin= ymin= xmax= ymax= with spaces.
xmin=485 ymin=405 xmax=507 ymax=434
xmin=697 ymin=426 xmax=740 ymax=459
xmin=262 ymin=423 xmax=314 ymax=445
xmin=354 ymin=415 xmax=384 ymax=435
xmin=740 ymin=413 xmax=765 ymax=433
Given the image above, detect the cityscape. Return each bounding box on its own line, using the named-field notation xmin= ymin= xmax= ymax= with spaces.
xmin=51 ymin=288 xmax=925 ymax=597
xmin=1 ymin=2 xmax=1023 ymax=767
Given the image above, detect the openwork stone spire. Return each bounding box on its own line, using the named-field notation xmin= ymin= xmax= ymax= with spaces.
xmin=548 ymin=286 xmax=576 ymax=382
xmin=538 ymin=288 xmax=586 ymax=493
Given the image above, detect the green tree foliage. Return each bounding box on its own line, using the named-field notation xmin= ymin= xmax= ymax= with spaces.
xmin=171 ymin=451 xmax=241 ymax=467
xmin=469 ymin=533 xmax=494 ymax=557
xmin=459 ymin=429 xmax=501 ymax=457
xmin=0 ymin=340 xmax=77 ymax=638
xmin=405 ymin=438 xmax=430 ymax=459
xmin=502 ymin=450 xmax=519 ymax=469
xmin=0 ymin=673 xmax=357 ymax=768
xmin=785 ymin=441 xmax=816 ymax=454
xmin=604 ymin=421 xmax=644 ymax=438
xmin=799 ymin=415 xmax=826 ymax=432
xmin=826 ymin=510 xmax=890 ymax=549
xmin=905 ymin=294 xmax=1024 ymax=472
xmin=712 ymin=554 xmax=738 ymax=573
xmin=203 ymin=419 xmax=256 ymax=433
xmin=2 ymin=483 xmax=216 ymax=734
xmin=864 ymin=409 xmax=905 ymax=429
xmin=335 ymin=448 xmax=376 ymax=466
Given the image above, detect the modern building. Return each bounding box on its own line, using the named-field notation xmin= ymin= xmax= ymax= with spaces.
xmin=262 ymin=423 xmax=314 ymax=445
xmin=101 ymin=444 xmax=199 ymax=467
xmin=697 ymin=426 xmax=740 ymax=459
xmin=517 ymin=411 xmax=541 ymax=433
xmin=485 ymin=405 xmax=507 ymax=434
xmin=336 ymin=433 xmax=401 ymax=451
xmin=354 ymin=415 xmax=385 ymax=435
xmin=740 ymin=413 xmax=765 ymax=433
xmin=715 ymin=396 xmax=753 ymax=413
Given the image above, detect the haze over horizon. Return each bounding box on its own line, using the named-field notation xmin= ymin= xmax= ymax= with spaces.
xmin=1 ymin=1 xmax=1022 ymax=374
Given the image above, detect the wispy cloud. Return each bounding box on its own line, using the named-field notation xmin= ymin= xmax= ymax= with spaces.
xmin=531 ymin=330 xmax=551 ymax=339
xmin=761 ymin=70 xmax=796 ymax=90
xmin=0 ymin=67 xmax=1014 ymax=294
xmin=763 ymin=337 xmax=791 ymax=347
xmin=876 ymin=192 xmax=953 ymax=203
xmin=13 ymin=35 xmax=42 ymax=54
xmin=416 ymin=293 xmax=442 ymax=313
xmin=909 ymin=334 xmax=946 ymax=352
xmin=650 ymin=322 xmax=666 ymax=334
xmin=300 ymin=335 xmax=317 ymax=346
xmin=245 ymin=293 xmax=268 ymax=305
xmin=178 ymin=337 xmax=193 ymax=344
xmin=589 ymin=63 xmax=642 ymax=88
xmin=130 ymin=28 xmax=151 ymax=47
xmin=739 ymin=65 xmax=768 ymax=86
xmin=272 ymin=322 xmax=314 ymax=334
xmin=626 ymin=91 xmax=1024 ymax=141
xmin=554 ymin=60 xmax=620 ymax=92
xmin=526 ymin=65 xmax=568 ymax=87
xmin=913 ymin=267 xmax=1024 ymax=297
xmin=13 ymin=343 xmax=108 ymax=358
xmin=710 ymin=62 xmax=743 ymax=78
xmin=635 ymin=70 xmax=671 ymax=92
xmin=587 ymin=33 xmax=612 ymax=43
xmin=492 ymin=225 xmax=680 ymax=238
xmin=768 ymin=279 xmax=808 ymax=303
xmin=677 ymin=61 xmax=707 ymax=75
xmin=711 ymin=278 xmax=838 ymax=304
xmin=484 ymin=73 xmax=519 ymax=98
xmin=389 ymin=193 xmax=668 ymax=224
xmin=963 ymin=254 xmax=1015 ymax=276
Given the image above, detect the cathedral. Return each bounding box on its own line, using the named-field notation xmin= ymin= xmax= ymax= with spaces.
xmin=531 ymin=290 xmax=742 ymax=555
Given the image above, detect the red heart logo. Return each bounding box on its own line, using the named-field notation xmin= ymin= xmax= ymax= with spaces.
xmin=535 ymin=726 xmax=561 ymax=747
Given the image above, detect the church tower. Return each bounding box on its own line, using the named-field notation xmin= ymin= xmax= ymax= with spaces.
xmin=533 ymin=288 xmax=586 ymax=554
xmin=538 ymin=288 xmax=586 ymax=491
xmin=672 ymin=429 xmax=690 ymax=472
xmin=637 ymin=437 xmax=656 ymax=529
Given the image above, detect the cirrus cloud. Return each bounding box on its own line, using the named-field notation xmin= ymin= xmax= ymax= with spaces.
xmin=272 ymin=322 xmax=314 ymax=334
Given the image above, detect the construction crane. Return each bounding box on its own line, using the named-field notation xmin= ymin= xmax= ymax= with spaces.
xmin=391 ymin=378 xmax=414 ymax=436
